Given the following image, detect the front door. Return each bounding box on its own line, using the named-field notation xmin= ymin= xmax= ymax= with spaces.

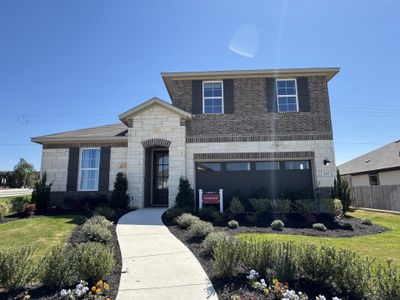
xmin=152 ymin=150 xmax=169 ymax=206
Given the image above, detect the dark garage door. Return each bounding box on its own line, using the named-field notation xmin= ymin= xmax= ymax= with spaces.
xmin=195 ymin=160 xmax=313 ymax=204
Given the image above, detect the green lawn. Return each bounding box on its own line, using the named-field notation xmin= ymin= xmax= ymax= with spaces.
xmin=239 ymin=210 xmax=400 ymax=266
xmin=0 ymin=214 xmax=85 ymax=259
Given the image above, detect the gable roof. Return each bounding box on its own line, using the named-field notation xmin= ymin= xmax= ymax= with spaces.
xmin=161 ymin=67 xmax=340 ymax=98
xmin=31 ymin=123 xmax=128 ymax=144
xmin=119 ymin=97 xmax=192 ymax=125
xmin=339 ymin=140 xmax=400 ymax=175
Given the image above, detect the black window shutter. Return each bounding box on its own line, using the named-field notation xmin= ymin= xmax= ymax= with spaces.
xmin=98 ymin=147 xmax=111 ymax=192
xmin=266 ymin=78 xmax=277 ymax=112
xmin=223 ymin=79 xmax=234 ymax=113
xmin=297 ymin=77 xmax=310 ymax=112
xmin=192 ymin=80 xmax=203 ymax=114
xmin=66 ymin=147 xmax=79 ymax=191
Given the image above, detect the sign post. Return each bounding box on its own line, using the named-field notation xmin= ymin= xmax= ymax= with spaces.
xmin=198 ymin=189 xmax=223 ymax=213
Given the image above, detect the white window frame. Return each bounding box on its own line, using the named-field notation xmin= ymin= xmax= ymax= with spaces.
xmin=202 ymin=80 xmax=224 ymax=114
xmin=276 ymin=78 xmax=299 ymax=113
xmin=78 ymin=147 xmax=100 ymax=191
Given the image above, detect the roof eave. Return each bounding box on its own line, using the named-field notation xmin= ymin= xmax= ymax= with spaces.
xmin=31 ymin=136 xmax=127 ymax=145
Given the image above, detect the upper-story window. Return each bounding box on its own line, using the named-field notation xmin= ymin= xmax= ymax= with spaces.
xmin=79 ymin=148 xmax=100 ymax=191
xmin=276 ymin=79 xmax=298 ymax=112
xmin=203 ymin=81 xmax=223 ymax=114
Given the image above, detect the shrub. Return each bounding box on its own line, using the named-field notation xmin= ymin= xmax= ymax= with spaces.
xmin=163 ymin=207 xmax=186 ymax=224
xmin=240 ymin=239 xmax=274 ymax=276
xmin=213 ymin=237 xmax=241 ymax=278
xmin=85 ymin=215 xmax=113 ymax=228
xmin=31 ymin=172 xmax=52 ymax=213
xmin=0 ymin=247 xmax=37 ymax=291
xmin=248 ymin=198 xmax=269 ymax=212
xmin=245 ymin=213 xmax=258 ymax=224
xmin=228 ymin=197 xmax=245 ymax=216
xmin=271 ymin=219 xmax=284 ymax=231
xmin=272 ymin=242 xmax=298 ymax=282
xmin=0 ymin=202 xmax=9 ymax=221
xmin=72 ymin=242 xmax=114 ymax=285
xmin=82 ymin=222 xmax=112 ymax=243
xmin=40 ymin=246 xmax=77 ymax=289
xmin=93 ymin=205 xmax=116 ymax=220
xmin=228 ymin=220 xmax=239 ymax=229
xmin=176 ymin=213 xmax=199 ymax=229
xmin=111 ymin=172 xmax=129 ymax=209
xmin=11 ymin=196 xmax=30 ymax=214
xmin=198 ymin=207 xmax=222 ymax=223
xmin=333 ymin=168 xmax=352 ymax=214
xmin=312 ymin=223 xmax=327 ymax=232
xmin=175 ymin=176 xmax=194 ymax=210
xmin=293 ymin=199 xmax=316 ymax=223
xmin=362 ymin=218 xmax=373 ymax=226
xmin=271 ymin=199 xmax=291 ymax=214
xmin=374 ymin=260 xmax=400 ymax=300
xmin=203 ymin=231 xmax=229 ymax=255
xmin=188 ymin=220 xmax=214 ymax=238
xmin=341 ymin=222 xmax=354 ymax=230
xmin=333 ymin=198 xmax=343 ymax=218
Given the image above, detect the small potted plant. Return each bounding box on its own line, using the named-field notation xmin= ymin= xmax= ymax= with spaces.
xmin=25 ymin=203 xmax=37 ymax=217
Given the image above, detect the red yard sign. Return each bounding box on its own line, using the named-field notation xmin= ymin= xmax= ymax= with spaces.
xmin=202 ymin=193 xmax=220 ymax=204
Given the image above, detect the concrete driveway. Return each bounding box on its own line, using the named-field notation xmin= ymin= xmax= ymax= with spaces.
xmin=116 ymin=208 xmax=218 ymax=300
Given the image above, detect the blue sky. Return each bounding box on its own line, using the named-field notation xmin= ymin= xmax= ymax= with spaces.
xmin=1 ymin=0 xmax=399 ymax=170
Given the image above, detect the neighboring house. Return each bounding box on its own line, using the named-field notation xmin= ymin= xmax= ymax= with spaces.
xmin=339 ymin=140 xmax=400 ymax=186
xmin=32 ymin=67 xmax=339 ymax=208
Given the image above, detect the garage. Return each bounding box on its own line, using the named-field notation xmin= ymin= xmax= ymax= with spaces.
xmin=195 ymin=160 xmax=314 ymax=203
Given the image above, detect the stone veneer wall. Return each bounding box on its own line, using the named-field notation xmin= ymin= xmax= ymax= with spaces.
xmin=172 ymin=76 xmax=333 ymax=138
xmin=108 ymin=147 xmax=128 ymax=191
xmin=126 ymin=104 xmax=186 ymax=208
xmin=186 ymin=139 xmax=336 ymax=197
xmin=41 ymin=148 xmax=70 ymax=191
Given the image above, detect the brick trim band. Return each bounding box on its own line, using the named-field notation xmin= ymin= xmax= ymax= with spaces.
xmin=186 ymin=133 xmax=332 ymax=143
xmin=44 ymin=142 xmax=128 ymax=149
xmin=193 ymin=151 xmax=315 ymax=160
xmin=141 ymin=138 xmax=171 ymax=149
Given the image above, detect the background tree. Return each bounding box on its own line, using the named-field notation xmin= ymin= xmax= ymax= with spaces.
xmin=111 ymin=172 xmax=129 ymax=209
xmin=32 ymin=172 xmax=52 ymax=213
xmin=333 ymin=168 xmax=352 ymax=214
xmin=175 ymin=176 xmax=194 ymax=210
xmin=13 ymin=159 xmax=36 ymax=188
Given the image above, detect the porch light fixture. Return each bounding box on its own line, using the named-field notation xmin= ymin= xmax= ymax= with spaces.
xmin=323 ymin=159 xmax=331 ymax=166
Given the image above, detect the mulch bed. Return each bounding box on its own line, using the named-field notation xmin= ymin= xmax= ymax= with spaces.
xmin=163 ymin=212 xmax=388 ymax=300
xmin=0 ymin=209 xmax=127 ymax=300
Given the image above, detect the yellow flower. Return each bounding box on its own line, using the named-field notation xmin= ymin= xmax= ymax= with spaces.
xmin=272 ymin=278 xmax=279 ymax=285
xmin=91 ymin=286 xmax=96 ymax=293
xmin=263 ymin=288 xmax=270 ymax=295
xmin=96 ymin=280 xmax=103 ymax=287
xmin=96 ymin=288 xmax=102 ymax=294
xmin=104 ymin=283 xmax=110 ymax=291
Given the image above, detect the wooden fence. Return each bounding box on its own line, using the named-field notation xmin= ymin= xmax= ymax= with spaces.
xmin=351 ymin=185 xmax=400 ymax=211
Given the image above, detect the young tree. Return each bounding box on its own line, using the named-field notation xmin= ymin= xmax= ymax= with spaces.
xmin=111 ymin=172 xmax=129 ymax=209
xmin=333 ymin=168 xmax=352 ymax=214
xmin=31 ymin=172 xmax=52 ymax=213
xmin=13 ymin=158 xmax=36 ymax=188
xmin=175 ymin=176 xmax=194 ymax=210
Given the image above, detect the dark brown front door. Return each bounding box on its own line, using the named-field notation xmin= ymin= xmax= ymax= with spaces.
xmin=152 ymin=150 xmax=169 ymax=206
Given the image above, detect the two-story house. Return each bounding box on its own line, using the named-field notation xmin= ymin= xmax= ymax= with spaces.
xmin=32 ymin=67 xmax=339 ymax=208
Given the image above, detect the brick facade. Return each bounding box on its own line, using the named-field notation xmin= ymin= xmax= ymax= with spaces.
xmin=171 ymin=76 xmax=333 ymax=140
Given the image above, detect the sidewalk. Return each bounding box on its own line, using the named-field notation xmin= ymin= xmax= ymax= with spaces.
xmin=0 ymin=188 xmax=32 ymax=197
xmin=116 ymin=208 xmax=218 ymax=300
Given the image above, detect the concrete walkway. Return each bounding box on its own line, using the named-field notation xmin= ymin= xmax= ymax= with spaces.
xmin=0 ymin=188 xmax=32 ymax=197
xmin=116 ymin=208 xmax=218 ymax=300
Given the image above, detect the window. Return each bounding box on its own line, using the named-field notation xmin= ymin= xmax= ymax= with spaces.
xmin=255 ymin=161 xmax=280 ymax=170
xmin=284 ymin=161 xmax=309 ymax=170
xmin=369 ymin=173 xmax=379 ymax=185
xmin=226 ymin=162 xmax=250 ymax=171
xmin=197 ymin=163 xmax=222 ymax=172
xmin=276 ymin=79 xmax=298 ymax=112
xmin=203 ymin=81 xmax=223 ymax=114
xmin=79 ymin=148 xmax=100 ymax=191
